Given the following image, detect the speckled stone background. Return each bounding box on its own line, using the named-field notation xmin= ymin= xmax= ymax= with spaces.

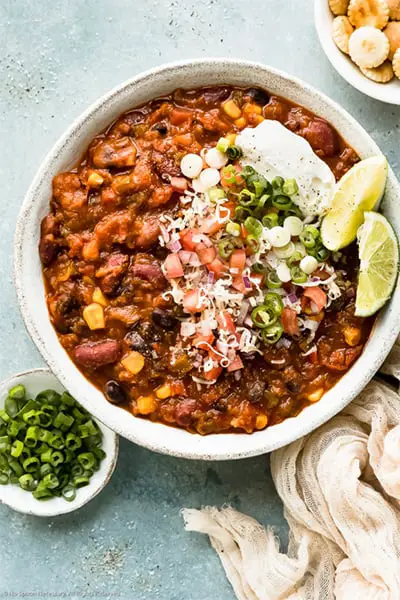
xmin=1 ymin=1 xmax=399 ymax=598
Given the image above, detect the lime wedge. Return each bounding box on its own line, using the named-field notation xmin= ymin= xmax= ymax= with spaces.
xmin=321 ymin=156 xmax=388 ymax=251
xmin=355 ymin=212 xmax=398 ymax=317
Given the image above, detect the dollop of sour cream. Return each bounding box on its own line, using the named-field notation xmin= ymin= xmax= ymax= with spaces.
xmin=236 ymin=120 xmax=336 ymax=217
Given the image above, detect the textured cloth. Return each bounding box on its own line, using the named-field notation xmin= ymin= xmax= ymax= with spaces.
xmin=182 ymin=337 xmax=400 ymax=600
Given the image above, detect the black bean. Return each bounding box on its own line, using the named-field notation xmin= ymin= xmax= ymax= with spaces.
xmin=151 ymin=308 xmax=177 ymax=330
xmin=247 ymin=380 xmax=266 ymax=403
xmin=124 ymin=331 xmax=148 ymax=354
xmin=286 ymin=381 xmax=301 ymax=393
xmin=152 ymin=122 xmax=168 ymax=135
xmin=104 ymin=380 xmax=126 ymax=405
xmin=246 ymin=88 xmax=270 ymax=106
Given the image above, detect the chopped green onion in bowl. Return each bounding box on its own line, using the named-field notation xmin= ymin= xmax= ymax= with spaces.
xmin=0 ymin=369 xmax=118 ymax=517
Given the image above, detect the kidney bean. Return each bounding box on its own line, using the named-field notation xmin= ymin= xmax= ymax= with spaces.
xmin=73 ymin=340 xmax=121 ymax=368
xmin=175 ymin=399 xmax=197 ymax=426
xmin=303 ymin=119 xmax=338 ymax=157
xmin=39 ymin=236 xmax=58 ymax=266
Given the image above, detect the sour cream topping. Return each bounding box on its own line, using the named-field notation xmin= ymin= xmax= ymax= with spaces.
xmin=236 ymin=120 xmax=336 ymax=217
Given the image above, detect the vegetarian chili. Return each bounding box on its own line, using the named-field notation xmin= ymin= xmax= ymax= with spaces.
xmin=39 ymin=85 xmax=374 ymax=435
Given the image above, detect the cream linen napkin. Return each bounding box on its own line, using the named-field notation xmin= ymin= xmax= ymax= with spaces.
xmin=182 ymin=337 xmax=400 ymax=600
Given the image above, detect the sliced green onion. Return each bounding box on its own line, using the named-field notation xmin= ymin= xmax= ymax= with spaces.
xmin=254 ymin=193 xmax=270 ymax=214
xmin=33 ymin=481 xmax=53 ymax=500
xmin=312 ymin=244 xmax=330 ymax=262
xmin=0 ymin=436 xmax=10 ymax=453
xmin=9 ymin=385 xmax=26 ymax=401
xmin=264 ymin=292 xmax=284 ymax=316
xmin=9 ymin=459 xmax=23 ymax=477
xmin=42 ymin=473 xmax=59 ymax=490
xmin=5 ymin=397 xmax=18 ymax=419
xmin=23 ymin=410 xmax=40 ymax=425
xmin=225 ymin=221 xmax=241 ymax=237
xmin=216 ymin=137 xmax=230 ymax=153
xmin=25 ymin=426 xmax=40 ymax=448
xmin=10 ymin=440 xmax=24 ymax=458
xmin=72 ymin=475 xmax=90 ymax=488
xmin=7 ymin=420 xmax=24 ymax=438
xmin=246 ymin=173 xmax=267 ymax=197
xmin=40 ymin=447 xmax=53 ymax=463
xmin=0 ymin=473 xmax=9 ymax=485
xmin=266 ymin=270 xmax=281 ymax=289
xmin=300 ymin=226 xmax=320 ymax=249
xmin=0 ymin=410 xmax=10 ymax=424
xmin=287 ymin=251 xmax=304 ymax=266
xmin=62 ymin=485 xmax=76 ymax=502
xmin=241 ymin=165 xmax=256 ymax=179
xmin=77 ymin=452 xmax=96 ymax=471
xmin=48 ymin=431 xmax=65 ymax=450
xmin=218 ymin=239 xmax=235 ymax=260
xmin=234 ymin=206 xmax=252 ymax=222
xmin=290 ymin=266 xmax=308 ymax=284
xmin=262 ymin=213 xmax=279 ymax=229
xmin=282 ymin=178 xmax=299 ymax=196
xmin=272 ymin=195 xmax=293 ymax=211
xmin=251 ymin=305 xmax=277 ymax=329
xmin=40 ymin=463 xmax=53 ymax=478
xmin=19 ymin=474 xmax=36 ymax=491
xmin=245 ymin=235 xmax=260 ymax=254
xmin=208 ymin=187 xmax=226 ymax=203
xmin=50 ymin=451 xmax=64 ymax=467
xmin=53 ymin=412 xmax=74 ymax=431
xmin=238 ymin=189 xmax=256 ymax=207
xmin=226 ymin=145 xmax=243 ymax=160
xmin=65 ymin=433 xmax=82 ymax=451
xmin=23 ymin=456 xmax=40 ymax=473
xmin=261 ymin=322 xmax=284 ymax=345
xmin=271 ymin=176 xmax=284 ymax=191
xmin=244 ymin=216 xmax=263 ymax=238
xmin=252 ymin=262 xmax=267 ymax=274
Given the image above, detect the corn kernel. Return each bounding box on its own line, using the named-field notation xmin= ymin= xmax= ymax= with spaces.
xmin=82 ymin=303 xmax=105 ymax=330
xmin=242 ymin=102 xmax=262 ymax=115
xmin=155 ymin=383 xmax=172 ymax=399
xmin=92 ymin=287 xmax=108 ymax=307
xmin=255 ymin=414 xmax=268 ymax=430
xmin=252 ymin=115 xmax=265 ymax=125
xmin=307 ymin=388 xmax=324 ymax=403
xmin=226 ymin=133 xmax=237 ymax=144
xmin=136 ymin=395 xmax=156 ymax=415
xmin=121 ymin=351 xmax=145 ymax=375
xmin=344 ymin=326 xmax=361 ymax=347
xmin=234 ymin=117 xmax=247 ymax=129
xmin=87 ymin=171 xmax=104 ymax=187
xmin=223 ymin=99 xmax=242 ymax=120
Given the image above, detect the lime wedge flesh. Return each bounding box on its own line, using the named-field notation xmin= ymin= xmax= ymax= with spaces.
xmin=321 ymin=156 xmax=388 ymax=251
xmin=355 ymin=211 xmax=398 ymax=317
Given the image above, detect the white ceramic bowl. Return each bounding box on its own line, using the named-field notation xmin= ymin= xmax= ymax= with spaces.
xmin=315 ymin=0 xmax=400 ymax=104
xmin=0 ymin=369 xmax=118 ymax=516
xmin=14 ymin=58 xmax=400 ymax=460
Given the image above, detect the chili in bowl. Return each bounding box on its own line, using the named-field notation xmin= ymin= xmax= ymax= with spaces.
xmin=15 ymin=60 xmax=400 ymax=459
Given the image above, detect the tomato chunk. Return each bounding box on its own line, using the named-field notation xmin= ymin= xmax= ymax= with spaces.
xmin=227 ymin=354 xmax=244 ymax=372
xmin=180 ymin=229 xmax=201 ymax=251
xmin=164 ymin=253 xmax=184 ymax=279
xmin=203 ymin=366 xmax=223 ymax=381
xmin=196 ymin=243 xmax=217 ymax=265
xmin=217 ymin=311 xmax=236 ymax=334
xmin=207 ymin=258 xmax=227 ymax=279
xmin=170 ymin=177 xmax=188 ymax=192
xmin=281 ymin=307 xmax=300 ymax=336
xmin=230 ymin=248 xmax=246 ymax=273
xmin=182 ymin=289 xmax=206 ymax=313
xmin=303 ymin=287 xmax=327 ymax=312
xmin=192 ymin=333 xmax=215 ymax=349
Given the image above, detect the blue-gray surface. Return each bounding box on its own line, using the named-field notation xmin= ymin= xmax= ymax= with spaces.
xmin=1 ymin=0 xmax=399 ymax=598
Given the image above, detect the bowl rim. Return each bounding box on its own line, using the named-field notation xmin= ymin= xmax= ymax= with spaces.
xmin=14 ymin=57 xmax=400 ymax=460
xmin=314 ymin=0 xmax=400 ymax=105
xmin=0 ymin=368 xmax=119 ymax=516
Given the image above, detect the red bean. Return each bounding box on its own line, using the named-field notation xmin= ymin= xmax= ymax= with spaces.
xmin=303 ymin=119 xmax=338 ymax=157
xmin=175 ymin=399 xmax=197 ymax=426
xmin=73 ymin=340 xmax=121 ymax=369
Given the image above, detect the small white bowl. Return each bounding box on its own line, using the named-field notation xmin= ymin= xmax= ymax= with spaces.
xmin=0 ymin=368 xmax=118 ymax=517
xmin=315 ymin=0 xmax=400 ymax=104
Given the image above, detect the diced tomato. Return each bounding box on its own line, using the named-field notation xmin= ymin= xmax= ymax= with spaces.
xmin=203 ymin=366 xmax=223 ymax=381
xmin=231 ymin=276 xmax=248 ymax=294
xmin=303 ymin=287 xmax=327 ymax=312
xmin=230 ymin=248 xmax=246 ymax=273
xmin=217 ymin=311 xmax=236 ymax=334
xmin=192 ymin=333 xmax=215 ymax=349
xmin=182 ymin=289 xmax=206 ymax=313
xmin=222 ymin=202 xmax=236 ymax=218
xmin=207 ymin=258 xmax=227 ymax=279
xmin=195 ymin=243 xmax=216 ymax=265
xmin=281 ymin=307 xmax=300 ymax=336
xmin=220 ymin=164 xmax=244 ymax=189
xmin=170 ymin=380 xmax=187 ymax=396
xmin=170 ymin=108 xmax=192 ymax=126
xmin=164 ymin=253 xmax=184 ymax=279
xmin=170 ymin=177 xmax=188 ymax=192
xmin=200 ymin=217 xmax=223 ymax=236
xmin=227 ymin=354 xmax=244 ymax=372
xmin=180 ymin=229 xmax=201 ymax=251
